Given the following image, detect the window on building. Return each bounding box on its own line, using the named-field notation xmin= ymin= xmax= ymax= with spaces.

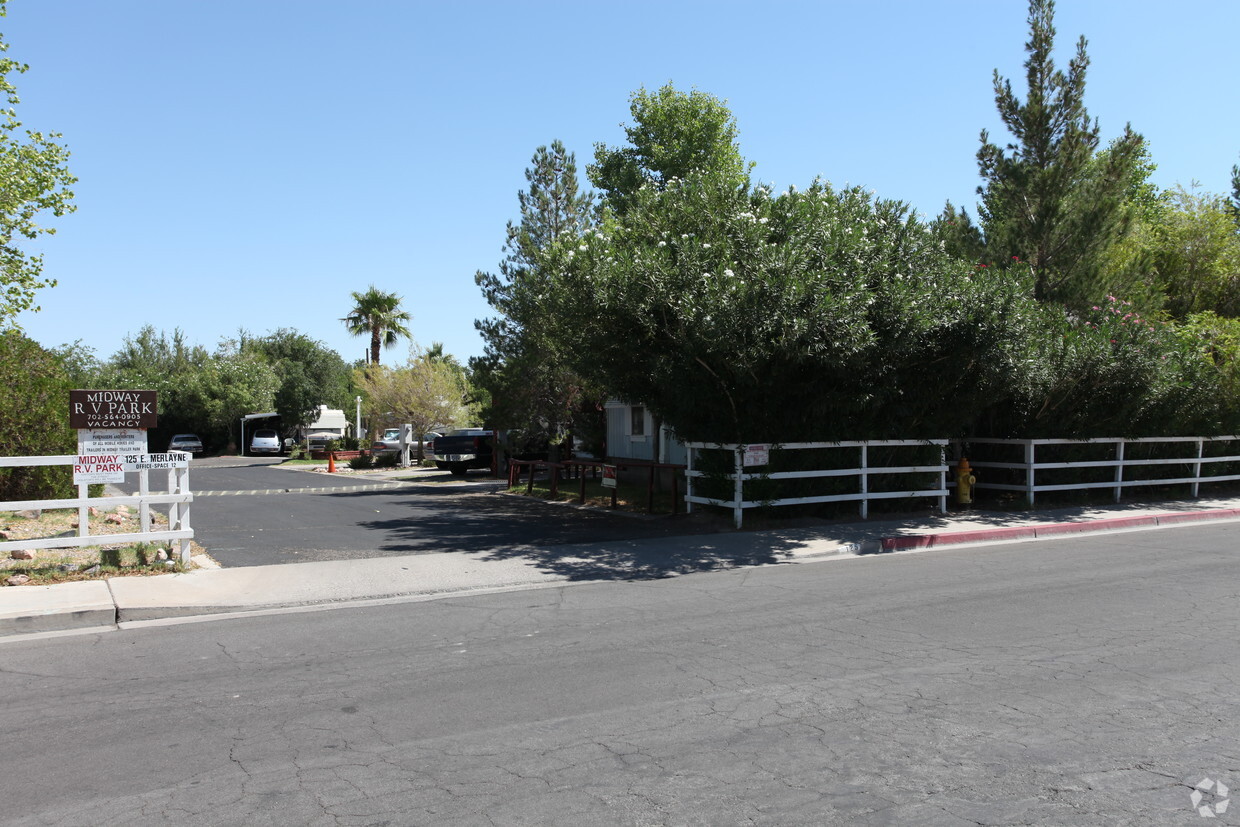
xmin=630 ymin=406 xmax=645 ymax=436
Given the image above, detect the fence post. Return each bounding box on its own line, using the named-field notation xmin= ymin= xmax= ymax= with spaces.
xmin=139 ymin=468 xmax=151 ymax=533
xmin=685 ymin=446 xmax=695 ymax=514
xmin=1192 ymin=439 xmax=1204 ymax=498
xmin=859 ymin=444 xmax=869 ymax=520
xmin=77 ymin=483 xmax=89 ymax=539
xmin=166 ymin=466 xmax=178 ymax=539
xmin=1025 ymin=441 xmax=1037 ymax=506
xmin=938 ymin=444 xmax=947 ymax=513
xmin=1114 ymin=440 xmax=1125 ymax=503
xmin=177 ymin=465 xmax=192 ymax=564
xmin=733 ymin=447 xmax=744 ymax=530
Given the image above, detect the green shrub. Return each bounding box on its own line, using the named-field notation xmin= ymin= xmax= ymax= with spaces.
xmin=348 ymin=454 xmax=374 ymax=470
xmin=0 ymin=331 xmax=76 ymax=501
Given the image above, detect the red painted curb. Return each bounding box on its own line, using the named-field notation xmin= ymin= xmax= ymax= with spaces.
xmin=881 ymin=526 xmax=1037 ymax=551
xmin=1035 ymin=516 xmax=1157 ymax=537
xmin=879 ymin=507 xmax=1240 ymax=553
xmin=932 ymin=527 xmax=1038 ymax=546
xmin=1155 ymin=508 xmax=1240 ymax=525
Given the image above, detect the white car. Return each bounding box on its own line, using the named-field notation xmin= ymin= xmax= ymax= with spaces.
xmin=250 ymin=429 xmax=282 ymax=454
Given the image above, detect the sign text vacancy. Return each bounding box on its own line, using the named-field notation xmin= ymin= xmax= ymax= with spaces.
xmin=70 ymin=389 xmax=158 ymax=430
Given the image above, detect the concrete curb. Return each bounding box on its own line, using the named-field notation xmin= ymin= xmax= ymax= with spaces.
xmin=0 ymin=580 xmax=117 ymax=635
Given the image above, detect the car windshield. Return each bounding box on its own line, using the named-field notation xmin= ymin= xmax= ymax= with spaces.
xmin=255 ymin=430 xmax=277 ymax=439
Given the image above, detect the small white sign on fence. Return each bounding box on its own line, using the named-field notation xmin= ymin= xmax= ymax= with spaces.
xmin=743 ymin=444 xmax=770 ymax=467
xmin=123 ymin=453 xmax=190 ymax=471
xmin=602 ymin=464 xmax=618 ymax=489
xmin=73 ymin=454 xmax=126 ymax=484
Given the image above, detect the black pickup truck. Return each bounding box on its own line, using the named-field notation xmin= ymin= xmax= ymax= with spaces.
xmin=432 ymin=428 xmax=495 ymax=476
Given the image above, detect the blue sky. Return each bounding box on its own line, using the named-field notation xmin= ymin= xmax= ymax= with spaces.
xmin=7 ymin=0 xmax=1239 ymax=366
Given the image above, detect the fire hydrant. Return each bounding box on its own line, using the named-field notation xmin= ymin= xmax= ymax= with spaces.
xmin=954 ymin=457 xmax=976 ymax=505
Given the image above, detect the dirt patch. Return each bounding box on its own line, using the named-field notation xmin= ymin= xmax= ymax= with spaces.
xmin=1 ymin=505 xmax=211 ymax=586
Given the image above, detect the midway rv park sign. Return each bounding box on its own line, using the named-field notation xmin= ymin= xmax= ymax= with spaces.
xmin=70 ymin=389 xmax=186 ymax=485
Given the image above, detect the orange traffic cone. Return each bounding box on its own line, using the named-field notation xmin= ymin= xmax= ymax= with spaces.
xmin=327 ymin=452 xmax=336 ymax=473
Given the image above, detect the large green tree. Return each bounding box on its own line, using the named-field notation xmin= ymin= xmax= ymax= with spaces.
xmin=473 ymin=140 xmax=599 ymax=451
xmin=547 ymin=167 xmax=1042 ymax=444
xmin=357 ymin=347 xmax=470 ymax=462
xmin=94 ymin=326 xmax=279 ymax=451
xmin=94 ymin=326 xmax=214 ymax=443
xmin=242 ymin=328 xmax=355 ymax=431
xmin=0 ymin=0 xmax=76 ymax=330
xmin=972 ymin=0 xmax=1143 ymax=306
xmin=1119 ymin=186 xmax=1240 ymax=319
xmin=588 ymin=83 xmax=749 ymax=216
xmin=341 ymin=286 xmax=412 ymax=366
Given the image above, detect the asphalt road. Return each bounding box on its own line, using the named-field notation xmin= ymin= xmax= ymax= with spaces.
xmin=174 ymin=459 xmax=717 ymax=568
xmin=2 ymin=522 xmax=1237 ymax=825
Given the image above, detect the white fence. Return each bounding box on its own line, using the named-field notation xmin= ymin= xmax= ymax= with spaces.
xmin=684 ymin=440 xmax=949 ymax=529
xmin=0 ymin=455 xmax=194 ymax=564
xmin=962 ymin=436 xmax=1240 ymax=506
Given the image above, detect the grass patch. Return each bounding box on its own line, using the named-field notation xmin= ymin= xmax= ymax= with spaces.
xmin=4 ymin=543 xmax=189 ymax=586
xmin=2 ymin=507 xmax=203 ymax=586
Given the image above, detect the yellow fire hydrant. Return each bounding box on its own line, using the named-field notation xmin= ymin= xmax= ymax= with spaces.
xmin=954 ymin=457 xmax=977 ymax=505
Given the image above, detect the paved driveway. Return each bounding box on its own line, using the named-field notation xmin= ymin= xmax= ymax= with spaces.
xmin=170 ymin=458 xmax=714 ymax=568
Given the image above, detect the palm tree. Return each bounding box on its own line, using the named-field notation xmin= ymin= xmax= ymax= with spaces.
xmin=341 ymin=286 xmax=412 ymax=366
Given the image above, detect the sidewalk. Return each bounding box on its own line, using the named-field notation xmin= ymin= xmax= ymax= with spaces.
xmin=4 ymin=494 xmax=1239 ymax=638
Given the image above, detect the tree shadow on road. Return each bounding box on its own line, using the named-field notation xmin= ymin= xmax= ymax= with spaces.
xmin=345 ymin=489 xmax=810 ymax=580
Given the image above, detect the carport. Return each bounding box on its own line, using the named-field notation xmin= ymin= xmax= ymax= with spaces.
xmin=239 ymin=412 xmax=278 ymax=456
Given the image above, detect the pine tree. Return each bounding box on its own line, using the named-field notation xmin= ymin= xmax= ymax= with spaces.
xmin=976 ymin=0 xmax=1143 ymax=305
xmin=1229 ymin=160 xmax=1240 ymax=226
xmin=473 ymin=141 xmax=597 ymax=449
